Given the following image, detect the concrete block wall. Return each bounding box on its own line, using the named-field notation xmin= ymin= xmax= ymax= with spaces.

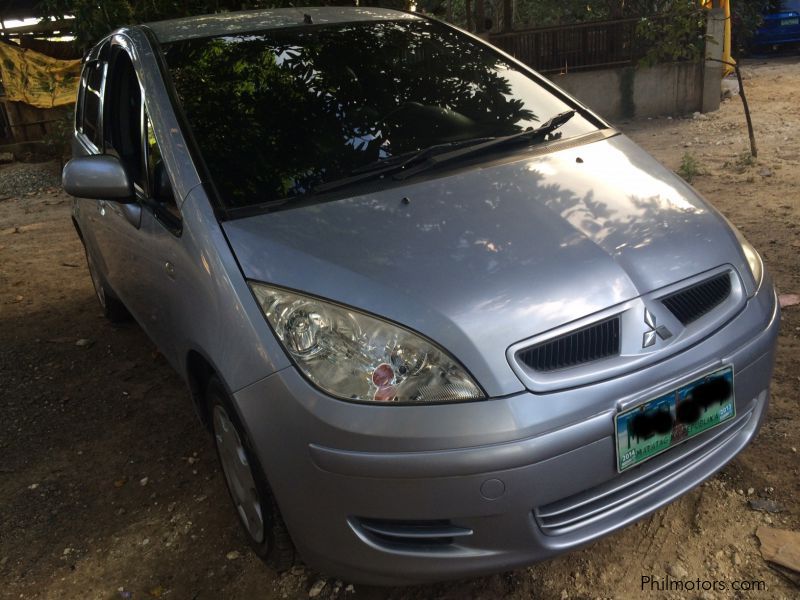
xmin=536 ymin=7 xmax=726 ymax=122
xmin=546 ymin=61 xmax=705 ymax=121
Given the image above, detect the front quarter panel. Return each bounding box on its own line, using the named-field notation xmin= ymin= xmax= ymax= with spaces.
xmin=171 ymin=184 xmax=291 ymax=389
xmin=92 ymin=27 xmax=291 ymax=390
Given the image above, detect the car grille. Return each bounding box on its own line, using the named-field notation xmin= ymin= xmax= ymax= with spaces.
xmin=516 ymin=316 xmax=620 ymax=372
xmin=660 ymin=273 xmax=731 ymax=325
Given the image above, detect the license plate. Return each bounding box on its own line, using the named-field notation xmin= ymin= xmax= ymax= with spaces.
xmin=615 ymin=367 xmax=734 ymax=472
xmin=781 ymin=17 xmax=799 ymax=26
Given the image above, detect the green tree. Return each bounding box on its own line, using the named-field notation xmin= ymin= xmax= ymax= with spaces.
xmin=37 ymin=1 xmax=776 ymax=59
xmin=37 ymin=0 xmax=304 ymax=47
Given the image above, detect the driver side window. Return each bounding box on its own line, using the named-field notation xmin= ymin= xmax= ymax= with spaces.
xmin=104 ymin=48 xmax=145 ymax=191
xmin=103 ymin=45 xmax=180 ymax=228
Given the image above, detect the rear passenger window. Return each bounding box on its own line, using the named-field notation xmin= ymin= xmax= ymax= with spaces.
xmin=81 ymin=61 xmax=105 ymax=149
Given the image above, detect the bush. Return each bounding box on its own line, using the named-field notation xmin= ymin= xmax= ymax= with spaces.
xmin=636 ymin=1 xmax=708 ymax=66
xmin=677 ymin=151 xmax=700 ymax=183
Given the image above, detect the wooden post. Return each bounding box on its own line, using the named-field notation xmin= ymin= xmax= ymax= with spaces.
xmin=2 ymin=101 xmax=28 ymax=142
xmin=0 ymin=101 xmax=56 ymax=143
xmin=0 ymin=101 xmax=12 ymax=142
xmin=734 ymin=62 xmax=757 ymax=158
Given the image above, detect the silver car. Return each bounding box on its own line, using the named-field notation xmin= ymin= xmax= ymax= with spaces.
xmin=63 ymin=7 xmax=779 ymax=585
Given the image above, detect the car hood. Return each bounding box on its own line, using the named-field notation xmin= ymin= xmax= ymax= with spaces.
xmin=223 ymin=134 xmax=748 ymax=396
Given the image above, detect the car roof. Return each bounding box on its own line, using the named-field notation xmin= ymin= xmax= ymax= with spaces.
xmin=143 ymin=6 xmax=419 ymax=43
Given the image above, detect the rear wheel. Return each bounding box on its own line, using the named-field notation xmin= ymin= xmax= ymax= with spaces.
xmin=83 ymin=246 xmax=130 ymax=323
xmin=207 ymin=376 xmax=295 ymax=570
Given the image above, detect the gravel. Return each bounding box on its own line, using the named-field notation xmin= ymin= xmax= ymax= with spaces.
xmin=0 ymin=161 xmax=62 ymax=198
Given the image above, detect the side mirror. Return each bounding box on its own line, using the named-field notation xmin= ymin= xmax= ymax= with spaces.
xmin=62 ymin=155 xmax=134 ymax=201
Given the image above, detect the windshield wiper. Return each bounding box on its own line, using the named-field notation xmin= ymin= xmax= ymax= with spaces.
xmin=312 ymin=110 xmax=575 ymax=194
xmin=313 ymin=137 xmax=495 ymax=194
xmin=393 ymin=110 xmax=577 ymax=181
xmin=350 ymin=138 xmax=493 ymax=175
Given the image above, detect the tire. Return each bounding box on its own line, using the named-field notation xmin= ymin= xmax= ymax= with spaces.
xmin=206 ymin=375 xmax=295 ymax=570
xmin=83 ymin=245 xmax=130 ymax=323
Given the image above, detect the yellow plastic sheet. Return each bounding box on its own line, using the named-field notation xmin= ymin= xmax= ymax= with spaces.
xmin=0 ymin=42 xmax=81 ymax=108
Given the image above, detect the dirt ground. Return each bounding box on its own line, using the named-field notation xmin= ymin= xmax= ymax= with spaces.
xmin=1 ymin=57 xmax=799 ymax=600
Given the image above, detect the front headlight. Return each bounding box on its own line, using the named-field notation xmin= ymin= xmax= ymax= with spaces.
xmin=250 ymin=283 xmax=484 ymax=404
xmin=731 ymin=226 xmax=764 ymax=294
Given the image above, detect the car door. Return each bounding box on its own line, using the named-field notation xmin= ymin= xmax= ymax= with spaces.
xmin=73 ymin=51 xmax=112 ymax=280
xmin=93 ymin=40 xmax=183 ymax=364
xmin=89 ymin=44 xmax=145 ymax=305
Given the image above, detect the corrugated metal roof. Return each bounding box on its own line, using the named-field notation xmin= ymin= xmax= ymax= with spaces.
xmin=0 ymin=1 xmax=39 ymax=21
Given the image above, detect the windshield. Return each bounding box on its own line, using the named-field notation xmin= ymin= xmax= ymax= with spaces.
xmin=163 ymin=19 xmax=597 ymax=209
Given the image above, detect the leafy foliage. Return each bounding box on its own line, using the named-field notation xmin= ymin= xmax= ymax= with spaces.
xmin=37 ymin=1 xmax=304 ymax=47
xmin=635 ymin=1 xmax=708 ymax=66
xmin=37 ymin=1 xmax=778 ymax=66
xmin=677 ymin=151 xmax=700 ymax=182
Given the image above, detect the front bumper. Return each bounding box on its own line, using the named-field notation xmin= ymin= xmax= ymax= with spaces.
xmin=233 ymin=284 xmax=779 ymax=585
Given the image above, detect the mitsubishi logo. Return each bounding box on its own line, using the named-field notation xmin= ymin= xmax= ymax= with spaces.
xmin=643 ymin=308 xmax=672 ymax=348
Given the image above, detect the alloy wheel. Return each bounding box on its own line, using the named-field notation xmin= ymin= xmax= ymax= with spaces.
xmin=213 ymin=405 xmax=265 ymax=544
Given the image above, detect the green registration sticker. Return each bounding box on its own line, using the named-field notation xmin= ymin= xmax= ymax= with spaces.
xmin=615 ymin=367 xmax=734 ymax=472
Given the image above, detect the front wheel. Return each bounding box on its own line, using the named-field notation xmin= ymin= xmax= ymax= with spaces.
xmin=207 ymin=376 xmax=295 ymax=570
xmin=83 ymin=245 xmax=130 ymax=323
